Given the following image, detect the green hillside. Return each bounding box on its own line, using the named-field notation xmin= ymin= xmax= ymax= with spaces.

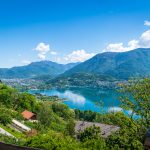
xmin=64 ymin=48 xmax=150 ymax=79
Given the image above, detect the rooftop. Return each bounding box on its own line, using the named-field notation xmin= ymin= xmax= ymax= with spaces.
xmin=75 ymin=121 xmax=120 ymax=138
xmin=21 ymin=110 xmax=35 ymax=120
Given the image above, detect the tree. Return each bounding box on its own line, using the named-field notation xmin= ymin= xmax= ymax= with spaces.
xmin=0 ymin=113 xmax=12 ymax=125
xmin=24 ymin=131 xmax=81 ymax=150
xmin=0 ymin=104 xmax=13 ymax=125
xmin=37 ymin=103 xmax=54 ymax=127
xmin=79 ymin=125 xmax=106 ymax=150
xmin=52 ymin=102 xmax=75 ymax=120
xmin=79 ymin=125 xmax=101 ymax=142
xmin=0 ymin=84 xmax=39 ymax=112
xmin=106 ymin=128 xmax=144 ymax=150
xmin=65 ymin=119 xmax=75 ymax=137
xmin=0 ymin=84 xmax=17 ymax=108
xmin=82 ymin=138 xmax=106 ymax=150
xmin=119 ymin=78 xmax=150 ymax=129
xmin=17 ymin=93 xmax=38 ymax=112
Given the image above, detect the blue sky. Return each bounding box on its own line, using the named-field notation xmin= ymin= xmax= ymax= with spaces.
xmin=1 ymin=0 xmax=150 ymax=67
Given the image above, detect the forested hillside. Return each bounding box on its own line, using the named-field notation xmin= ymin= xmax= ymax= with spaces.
xmin=0 ymin=79 xmax=150 ymax=149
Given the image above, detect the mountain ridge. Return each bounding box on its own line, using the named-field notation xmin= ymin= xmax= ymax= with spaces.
xmin=0 ymin=61 xmax=79 ymax=79
xmin=63 ymin=48 xmax=150 ymax=79
xmin=1 ymin=48 xmax=150 ymax=80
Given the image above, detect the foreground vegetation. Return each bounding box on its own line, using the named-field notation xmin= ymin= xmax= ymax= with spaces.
xmin=0 ymin=78 xmax=150 ymax=149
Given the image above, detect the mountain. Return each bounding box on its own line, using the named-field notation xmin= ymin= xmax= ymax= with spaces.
xmin=48 ymin=48 xmax=150 ymax=88
xmin=63 ymin=48 xmax=150 ymax=79
xmin=1 ymin=48 xmax=150 ymax=81
xmin=0 ymin=61 xmax=79 ymax=79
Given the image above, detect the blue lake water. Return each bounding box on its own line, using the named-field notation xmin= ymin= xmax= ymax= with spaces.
xmin=30 ymin=87 xmax=123 ymax=113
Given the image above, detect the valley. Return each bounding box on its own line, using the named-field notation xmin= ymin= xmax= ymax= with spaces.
xmin=1 ymin=1 xmax=150 ymax=149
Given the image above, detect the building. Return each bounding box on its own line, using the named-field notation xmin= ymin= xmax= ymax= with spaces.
xmin=21 ymin=110 xmax=36 ymax=120
xmin=75 ymin=121 xmax=120 ymax=138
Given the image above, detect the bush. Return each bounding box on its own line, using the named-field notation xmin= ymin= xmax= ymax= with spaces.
xmin=52 ymin=102 xmax=75 ymax=120
xmin=24 ymin=131 xmax=81 ymax=150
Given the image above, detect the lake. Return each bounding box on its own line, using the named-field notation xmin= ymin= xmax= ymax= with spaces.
xmin=30 ymin=87 xmax=123 ymax=113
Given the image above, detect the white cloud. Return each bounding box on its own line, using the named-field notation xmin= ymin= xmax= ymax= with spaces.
xmin=33 ymin=43 xmax=95 ymax=63
xmin=33 ymin=42 xmax=58 ymax=60
xmin=128 ymin=40 xmax=139 ymax=49
xmin=38 ymin=53 xmax=46 ymax=60
xmin=51 ymin=49 xmax=96 ymax=64
xmin=50 ymin=51 xmax=57 ymax=55
xmin=64 ymin=49 xmax=95 ymax=63
xmin=34 ymin=42 xmax=50 ymax=60
xmin=105 ymin=27 xmax=150 ymax=52
xmin=139 ymin=30 xmax=150 ymax=47
xmin=21 ymin=60 xmax=31 ymax=65
xmin=35 ymin=42 xmax=50 ymax=53
xmin=105 ymin=40 xmax=139 ymax=52
xmin=144 ymin=20 xmax=150 ymax=26
xmin=106 ymin=43 xmax=128 ymax=52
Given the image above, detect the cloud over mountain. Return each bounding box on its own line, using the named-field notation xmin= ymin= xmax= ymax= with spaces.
xmin=53 ymin=49 xmax=96 ymax=64
xmin=64 ymin=50 xmax=95 ymax=63
xmin=105 ymin=22 xmax=150 ymax=52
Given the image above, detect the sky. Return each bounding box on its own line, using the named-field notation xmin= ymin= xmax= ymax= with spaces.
xmin=1 ymin=0 xmax=150 ymax=68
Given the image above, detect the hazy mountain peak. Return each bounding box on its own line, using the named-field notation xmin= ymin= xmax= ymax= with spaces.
xmin=0 ymin=61 xmax=79 ymax=79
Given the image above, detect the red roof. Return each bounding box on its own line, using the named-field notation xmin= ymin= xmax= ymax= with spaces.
xmin=21 ymin=110 xmax=35 ymax=120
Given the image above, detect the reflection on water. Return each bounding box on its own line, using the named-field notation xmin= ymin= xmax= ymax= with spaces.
xmin=108 ymin=107 xmax=123 ymax=113
xmin=63 ymin=91 xmax=85 ymax=106
xmin=30 ymin=87 xmax=121 ymax=113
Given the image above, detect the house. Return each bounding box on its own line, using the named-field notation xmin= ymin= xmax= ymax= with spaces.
xmin=75 ymin=121 xmax=120 ymax=138
xmin=144 ymin=128 xmax=150 ymax=150
xmin=21 ymin=110 xmax=36 ymax=120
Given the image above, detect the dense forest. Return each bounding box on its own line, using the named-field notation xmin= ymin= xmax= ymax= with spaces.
xmin=0 ymin=78 xmax=150 ymax=149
